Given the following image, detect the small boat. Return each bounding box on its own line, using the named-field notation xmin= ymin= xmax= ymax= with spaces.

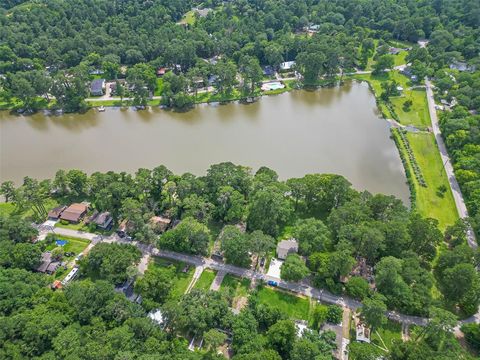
xmin=98 ymin=106 xmax=105 ymax=112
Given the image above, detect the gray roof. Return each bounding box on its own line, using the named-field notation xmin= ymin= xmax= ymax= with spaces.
xmin=91 ymin=79 xmax=105 ymax=93
xmin=94 ymin=211 xmax=112 ymax=226
xmin=277 ymin=239 xmax=298 ymax=251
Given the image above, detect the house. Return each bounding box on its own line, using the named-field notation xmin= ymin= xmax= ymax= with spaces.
xmin=89 ymin=69 xmax=104 ymax=75
xmin=90 ymin=79 xmax=106 ymax=96
xmin=276 ymin=239 xmax=299 ymax=260
xmin=149 ymin=216 xmax=171 ymax=233
xmin=355 ymin=321 xmax=371 ymax=343
xmin=117 ymin=219 xmax=133 ymax=238
xmin=94 ymin=211 xmax=113 ymax=230
xmin=36 ymin=252 xmax=60 ymax=274
xmin=280 ymin=61 xmax=295 ymax=72
xmin=262 ymin=66 xmax=275 ymax=77
xmin=60 ymin=203 xmax=89 ymax=223
xmin=208 ymin=75 xmax=218 ymax=86
xmin=449 ymin=61 xmax=475 ymax=72
xmin=388 ymin=47 xmax=402 ymax=55
xmin=194 ymin=7 xmax=212 ymax=17
xmin=156 ymin=67 xmax=167 ymax=77
xmin=48 ymin=205 xmax=66 ymax=220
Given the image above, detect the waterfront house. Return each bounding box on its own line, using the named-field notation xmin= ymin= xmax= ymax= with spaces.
xmin=60 ymin=203 xmax=88 ymax=223
xmin=279 ymin=61 xmax=295 ymax=72
xmin=276 ymin=239 xmax=299 ymax=260
xmin=156 ymin=67 xmax=167 ymax=77
xmin=90 ymin=79 xmax=106 ymax=96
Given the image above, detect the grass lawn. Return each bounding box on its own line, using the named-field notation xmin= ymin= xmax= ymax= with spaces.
xmin=55 ymin=221 xmax=87 ymax=231
xmin=152 ymin=258 xmax=195 ymax=298
xmin=390 ymin=89 xmax=431 ymax=128
xmin=371 ymin=320 xmax=402 ymax=351
xmin=179 ymin=10 xmax=196 ymax=25
xmin=0 ymin=203 xmax=15 ymax=216
xmin=408 ymin=133 xmax=458 ymax=229
xmin=256 ymin=286 xmax=311 ymax=321
xmin=221 ymin=274 xmax=250 ymax=298
xmin=154 ymin=78 xmax=164 ymax=96
xmin=45 ymin=236 xmax=90 ymax=255
xmin=194 ymin=269 xmax=217 ymax=291
xmin=393 ymin=51 xmax=408 ymax=67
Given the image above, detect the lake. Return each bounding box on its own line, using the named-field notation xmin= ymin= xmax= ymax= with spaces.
xmin=0 ymin=81 xmax=409 ymax=203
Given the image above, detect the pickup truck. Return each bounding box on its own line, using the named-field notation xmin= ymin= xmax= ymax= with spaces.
xmin=267 ymin=280 xmax=278 ymax=287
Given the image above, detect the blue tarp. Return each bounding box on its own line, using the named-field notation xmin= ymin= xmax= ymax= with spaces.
xmin=56 ymin=240 xmax=68 ymax=246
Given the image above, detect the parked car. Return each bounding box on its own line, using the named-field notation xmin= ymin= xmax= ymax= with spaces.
xmin=260 ymin=257 xmax=266 ymax=267
xmin=75 ymin=253 xmax=84 ymax=261
xmin=267 ymin=280 xmax=278 ymax=287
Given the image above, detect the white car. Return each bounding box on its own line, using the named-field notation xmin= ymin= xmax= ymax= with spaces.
xmin=75 ymin=253 xmax=84 ymax=261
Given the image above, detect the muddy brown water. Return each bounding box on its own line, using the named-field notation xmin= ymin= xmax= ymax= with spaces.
xmin=0 ymin=81 xmax=409 ymax=203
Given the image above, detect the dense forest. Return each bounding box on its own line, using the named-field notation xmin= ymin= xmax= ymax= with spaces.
xmin=1 ymin=162 xmax=479 ymax=359
xmin=0 ymin=0 xmax=479 ymax=110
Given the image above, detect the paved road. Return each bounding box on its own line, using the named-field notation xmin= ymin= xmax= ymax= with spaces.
xmin=43 ymin=227 xmax=480 ymax=326
xmin=425 ymin=78 xmax=478 ymax=250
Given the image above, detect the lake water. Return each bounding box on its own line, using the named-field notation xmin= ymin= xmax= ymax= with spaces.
xmin=0 ymin=81 xmax=409 ymax=203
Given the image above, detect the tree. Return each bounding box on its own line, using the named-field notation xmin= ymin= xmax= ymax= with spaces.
xmin=239 ymin=56 xmax=263 ymax=96
xmin=326 ymin=305 xmax=343 ymax=324
xmin=80 ymin=243 xmax=141 ymax=285
xmin=280 ymin=254 xmax=309 ymax=282
xmin=0 ymin=181 xmax=15 ymax=202
xmin=360 ymin=294 xmax=387 ymax=331
xmin=247 ymin=187 xmax=291 ymax=237
xmin=293 ymin=218 xmax=332 ymax=255
xmin=346 ymin=277 xmax=371 ymax=300
xmin=372 ymin=55 xmax=394 ymax=75
xmin=134 ymin=265 xmax=175 ymax=309
xmin=51 ymin=65 xmax=89 ymax=112
xmin=215 ymin=186 xmax=246 ymax=223
xmin=461 ymin=323 xmax=480 ymax=351
xmin=249 ymin=230 xmax=275 ymax=268
xmin=203 ymin=329 xmax=227 ymax=352
xmin=220 ymin=225 xmax=251 ymax=267
xmin=214 ymin=59 xmax=238 ymax=94
xmin=159 ymin=217 xmax=210 ymax=255
xmin=181 ymin=194 xmax=214 ymax=224
xmin=266 ymin=320 xmax=296 ymax=358
xmin=296 ymin=51 xmax=325 ymax=84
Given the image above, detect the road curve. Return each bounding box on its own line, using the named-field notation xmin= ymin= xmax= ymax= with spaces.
xmin=425 ymin=78 xmax=477 ymax=250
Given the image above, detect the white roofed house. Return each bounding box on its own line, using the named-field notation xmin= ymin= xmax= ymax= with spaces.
xmin=279 ymin=61 xmax=296 ymax=72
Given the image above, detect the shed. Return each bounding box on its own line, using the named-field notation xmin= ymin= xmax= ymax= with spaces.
xmin=157 ymin=67 xmax=167 ymax=77
xmin=276 ymin=239 xmax=298 ymax=260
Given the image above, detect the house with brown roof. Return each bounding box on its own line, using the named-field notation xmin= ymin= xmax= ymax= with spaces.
xmin=60 ymin=203 xmax=88 ymax=223
xmin=48 ymin=205 xmax=66 ymax=220
xmin=149 ymin=216 xmax=171 ymax=233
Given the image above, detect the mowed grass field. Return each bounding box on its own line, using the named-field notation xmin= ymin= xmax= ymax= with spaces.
xmin=194 ymin=269 xmax=217 ymax=291
xmin=349 ymin=71 xmax=458 ymax=229
xmin=221 ymin=274 xmax=250 ymax=298
xmin=408 ymin=133 xmax=458 ymax=229
xmin=256 ymin=286 xmax=311 ymax=321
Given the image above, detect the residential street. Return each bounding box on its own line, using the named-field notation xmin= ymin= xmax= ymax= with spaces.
xmin=41 ymin=226 xmax=480 ymax=327
xmin=425 ymin=78 xmax=478 ymax=250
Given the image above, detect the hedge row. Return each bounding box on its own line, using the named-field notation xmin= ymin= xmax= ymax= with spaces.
xmin=391 ymin=128 xmax=417 ymax=208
